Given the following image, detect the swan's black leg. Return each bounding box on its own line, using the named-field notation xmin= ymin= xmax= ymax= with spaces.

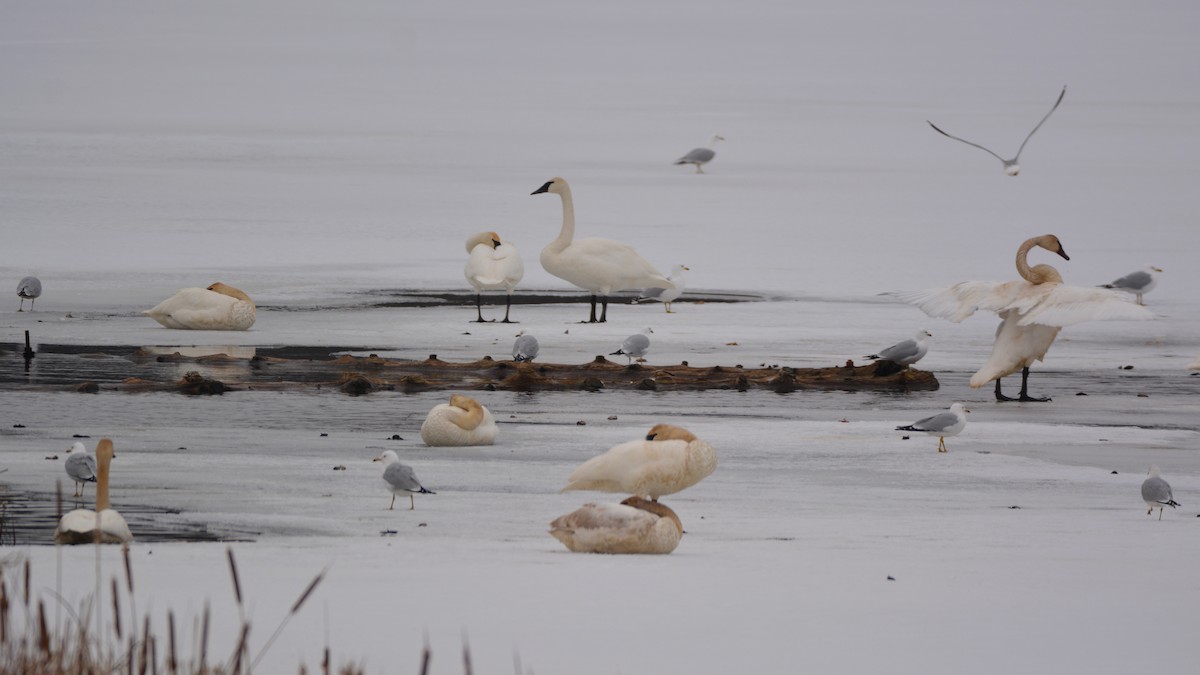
xmin=501 ymin=294 xmax=516 ymax=323
xmin=1017 ymin=366 xmax=1051 ymax=402
xmin=588 ymin=295 xmax=598 ymax=323
xmin=599 ymin=296 xmax=608 ymax=322
xmin=995 ymin=378 xmax=1017 ymax=402
xmin=473 ymin=293 xmax=489 ymax=323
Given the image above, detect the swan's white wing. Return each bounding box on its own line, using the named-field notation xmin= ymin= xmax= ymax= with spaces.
xmin=1014 ymin=85 xmax=1067 ymax=160
xmin=1016 ymin=285 xmax=1154 ymax=327
xmin=891 ymin=280 xmax=1029 ymax=322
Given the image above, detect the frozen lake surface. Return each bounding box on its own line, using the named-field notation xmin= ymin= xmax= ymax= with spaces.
xmin=3 ymin=1 xmax=1200 ymax=673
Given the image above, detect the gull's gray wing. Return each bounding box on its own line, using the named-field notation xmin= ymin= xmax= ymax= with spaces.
xmin=1015 ymin=85 xmax=1066 ymax=160
xmin=677 ymin=147 xmax=715 ymax=164
xmin=877 ymin=339 xmax=919 ymax=362
xmin=513 ymin=335 xmax=539 ymax=361
xmin=65 ymin=453 xmax=97 ymax=482
xmin=927 ymin=121 xmax=1007 ymax=164
xmin=1107 ymin=270 xmax=1152 ymax=292
xmin=17 ymin=276 xmax=42 ymax=298
xmin=908 ymin=411 xmax=959 ymax=432
xmin=637 ymin=287 xmax=667 ymax=302
xmin=622 ymin=333 xmax=651 ymax=356
xmin=1141 ymin=476 xmax=1174 ymax=504
xmin=384 ymin=462 xmax=425 ymax=493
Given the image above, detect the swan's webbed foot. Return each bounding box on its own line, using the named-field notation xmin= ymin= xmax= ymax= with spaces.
xmin=1018 ymin=394 xmax=1052 ymax=403
xmin=501 ymin=319 xmax=518 ymax=324
xmin=994 ymin=379 xmax=1017 ymax=402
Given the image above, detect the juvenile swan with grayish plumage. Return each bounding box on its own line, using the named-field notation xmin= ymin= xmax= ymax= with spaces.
xmin=561 ymin=424 xmax=717 ymax=500
xmin=550 ymin=496 xmax=683 ymax=554
xmin=419 ymin=394 xmax=498 ymax=446
xmin=532 ymin=177 xmax=674 ymax=323
xmin=144 ymin=282 xmax=256 ymax=330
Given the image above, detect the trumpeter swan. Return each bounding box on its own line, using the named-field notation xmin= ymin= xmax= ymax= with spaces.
xmin=550 ymin=497 xmax=683 ymax=554
xmin=896 ymin=234 xmax=1152 ymax=402
xmin=561 ymin=424 xmax=717 ymax=501
xmin=419 ymin=394 xmax=499 ymax=446
xmin=464 ymin=231 xmax=524 ymax=322
xmin=55 ymin=439 xmax=133 ymax=545
xmin=144 ymin=282 xmax=256 ymax=330
xmin=531 ymin=177 xmax=674 ymax=323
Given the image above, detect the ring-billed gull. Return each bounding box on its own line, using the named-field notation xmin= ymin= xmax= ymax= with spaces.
xmin=373 ymin=450 xmax=435 ymax=511
xmin=863 ymin=330 xmax=932 ymax=367
xmin=55 ymin=439 xmax=133 ymax=545
xmin=419 ymin=394 xmax=498 ymax=446
xmin=64 ymin=441 xmax=97 ymax=497
xmin=464 ymin=231 xmax=524 ymax=323
xmin=896 ymin=403 xmax=969 ymax=453
xmin=561 ymin=424 xmax=717 ymax=501
xmin=549 ymin=497 xmax=683 ymax=554
xmin=532 ymin=177 xmax=674 ymax=323
xmin=1141 ymin=465 xmax=1180 ymax=520
xmin=610 ymin=328 xmax=652 ymax=364
xmin=674 ymin=135 xmax=724 ymax=174
xmin=1100 ymin=266 xmax=1162 ymax=306
xmin=512 ymin=331 xmax=539 ymax=362
xmin=927 ymin=86 xmax=1066 ymax=176
xmin=637 ymin=265 xmax=689 ymax=313
xmin=893 ymin=235 xmax=1153 ymax=402
xmin=144 ymin=282 xmax=256 ymax=330
xmin=17 ymin=276 xmax=41 ymax=311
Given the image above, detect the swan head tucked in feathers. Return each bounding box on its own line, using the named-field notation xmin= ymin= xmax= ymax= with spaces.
xmin=465 ymin=231 xmax=503 ymax=253
xmin=448 ymin=394 xmax=486 ymax=430
xmin=206 ymin=282 xmax=255 ymax=306
xmin=621 ymin=496 xmax=683 ymax=535
xmin=645 ymin=423 xmax=698 ymax=443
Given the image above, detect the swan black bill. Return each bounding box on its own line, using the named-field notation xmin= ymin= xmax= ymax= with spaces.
xmin=1056 ymin=246 xmax=1069 ymax=261
xmin=531 ymin=181 xmax=553 ymax=195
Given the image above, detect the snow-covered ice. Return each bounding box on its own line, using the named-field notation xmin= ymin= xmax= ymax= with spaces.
xmin=2 ymin=1 xmax=1199 ymax=673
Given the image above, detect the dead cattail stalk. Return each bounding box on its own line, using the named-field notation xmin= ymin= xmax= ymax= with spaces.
xmin=149 ymin=634 xmax=158 ymax=675
xmin=1 ymin=577 xmax=9 ymax=644
xmin=112 ymin=577 xmax=123 ymax=640
xmin=198 ymin=602 xmax=210 ymax=674
xmin=228 ymin=623 xmax=250 ymax=675
xmin=226 ymin=547 xmax=243 ymax=609
xmin=37 ymin=599 xmax=50 ymax=655
xmin=139 ymin=615 xmax=151 ymax=675
xmin=167 ymin=610 xmax=177 ymax=675
xmin=462 ymin=634 xmax=473 ymax=675
xmin=250 ymin=566 xmax=328 ymax=671
xmin=23 ymin=558 xmax=31 ymax=609
xmin=419 ymin=636 xmax=431 ymax=675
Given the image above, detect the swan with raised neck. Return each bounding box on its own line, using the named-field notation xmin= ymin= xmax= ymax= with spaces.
xmin=1015 ymin=234 xmax=1068 ymax=285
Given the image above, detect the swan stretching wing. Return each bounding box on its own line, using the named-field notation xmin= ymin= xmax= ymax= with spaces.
xmin=893 ymin=282 xmax=1150 ymax=328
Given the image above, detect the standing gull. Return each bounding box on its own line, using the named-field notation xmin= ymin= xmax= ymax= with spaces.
xmin=637 ymin=265 xmax=689 ymax=313
xmin=864 ymin=330 xmax=932 ymax=367
xmin=674 ymin=135 xmax=724 ymax=173
xmin=1141 ymin=465 xmax=1180 ymax=520
xmin=464 ymin=231 xmax=525 ymax=322
xmin=611 ymin=328 xmax=652 ymax=364
xmin=17 ymin=276 xmax=42 ymax=311
xmin=896 ymin=403 xmax=969 ymax=453
xmin=512 ymin=331 xmax=539 ymax=362
xmin=373 ymin=450 xmax=435 ymax=511
xmin=532 ymin=177 xmax=674 ymax=323
xmin=1100 ymin=266 xmax=1162 ymax=306
xmin=64 ymin=441 xmax=97 ymax=498
xmin=928 ymin=86 xmax=1066 ymax=176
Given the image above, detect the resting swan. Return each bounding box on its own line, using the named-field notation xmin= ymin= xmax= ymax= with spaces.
xmin=561 ymin=424 xmax=717 ymax=501
xmin=144 ymin=282 xmax=256 ymax=330
xmin=464 ymin=231 xmax=524 ymax=323
xmin=896 ymin=234 xmax=1153 ymax=401
xmin=550 ymin=497 xmax=683 ymax=554
xmin=531 ymin=177 xmax=674 ymax=323
xmin=419 ymin=394 xmax=499 ymax=446
xmin=1188 ymin=352 xmax=1200 ymax=371
xmin=55 ymin=439 xmax=133 ymax=545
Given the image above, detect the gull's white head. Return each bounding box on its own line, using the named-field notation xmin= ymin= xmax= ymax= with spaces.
xmin=1004 ymin=162 xmax=1020 ymax=176
xmin=373 ymin=450 xmax=400 ymax=465
xmin=917 ymin=330 xmax=933 ymax=340
xmin=66 ymin=441 xmax=85 ymax=454
xmin=1147 ymin=465 xmax=1161 ymax=477
xmin=950 ymin=402 xmax=970 ymax=415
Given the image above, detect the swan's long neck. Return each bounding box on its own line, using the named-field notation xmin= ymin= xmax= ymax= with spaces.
xmin=1016 ymin=236 xmax=1063 ymax=285
xmin=95 ymin=440 xmax=113 ymax=511
xmin=548 ymin=185 xmax=576 ymax=253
